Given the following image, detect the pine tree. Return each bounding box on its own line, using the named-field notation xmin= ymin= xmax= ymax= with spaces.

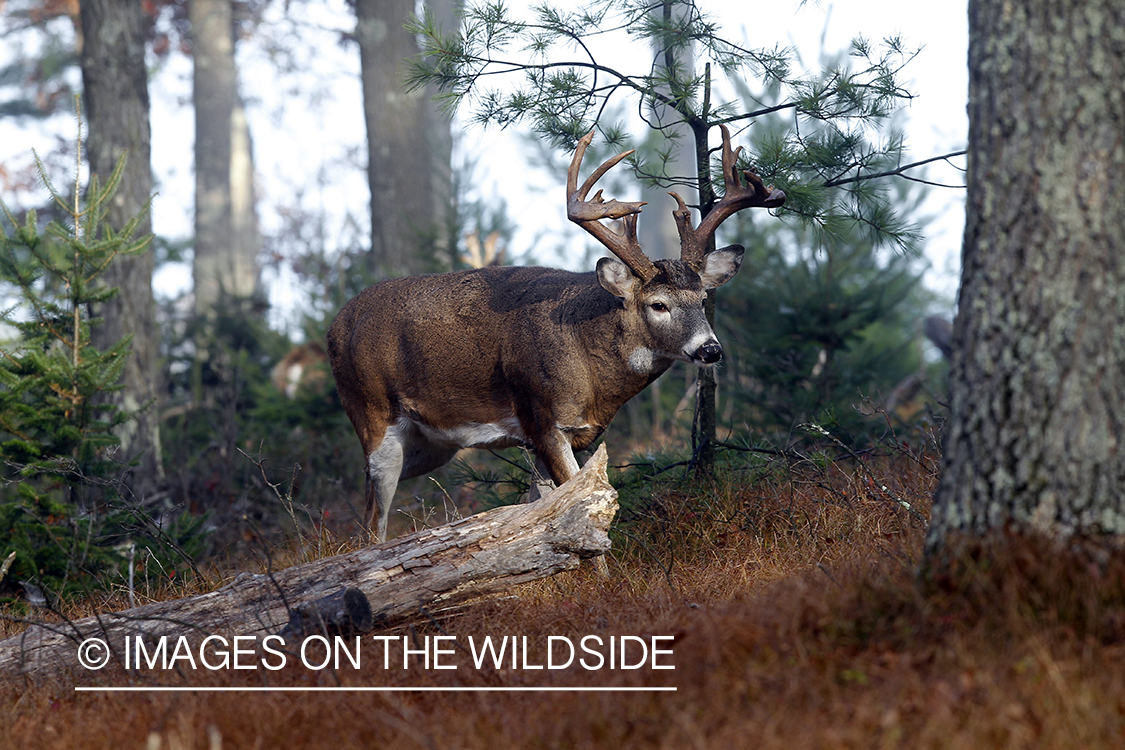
xmin=719 ymin=208 xmax=931 ymax=444
xmin=0 ymin=111 xmax=207 ymax=602
xmin=0 ymin=115 xmax=150 ymax=487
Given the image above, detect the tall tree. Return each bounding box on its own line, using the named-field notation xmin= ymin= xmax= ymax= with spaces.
xmin=634 ymin=0 xmax=696 ymax=440
xmin=190 ymin=0 xmax=260 ymax=317
xmin=354 ymin=0 xmax=454 ymax=279
xmin=78 ymin=0 xmax=164 ymax=491
xmin=926 ymin=0 xmax=1125 ymax=556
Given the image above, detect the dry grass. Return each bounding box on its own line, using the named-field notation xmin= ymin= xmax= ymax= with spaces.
xmin=2 ymin=448 xmax=1124 ymax=749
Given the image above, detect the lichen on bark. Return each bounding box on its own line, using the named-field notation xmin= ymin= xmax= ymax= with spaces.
xmin=927 ymin=0 xmax=1125 ymax=553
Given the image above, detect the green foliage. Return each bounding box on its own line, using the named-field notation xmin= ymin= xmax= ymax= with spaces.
xmin=407 ymin=0 xmax=927 ymax=248
xmin=0 ymin=121 xmax=206 ymax=602
xmin=0 ymin=481 xmax=208 ymax=602
xmin=447 ymin=449 xmax=534 ymax=509
xmin=0 ymin=484 xmax=112 ymax=600
xmin=719 ymin=206 xmax=934 ymax=444
xmin=0 ymin=145 xmax=149 ymax=483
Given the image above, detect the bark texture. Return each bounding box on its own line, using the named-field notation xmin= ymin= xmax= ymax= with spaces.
xmin=928 ymin=0 xmax=1125 ymax=550
xmin=0 ymin=446 xmax=617 ymax=678
xmin=355 ymin=0 xmax=453 ymax=278
xmin=191 ymin=0 xmax=260 ymax=314
xmin=78 ymin=0 xmax=164 ymax=490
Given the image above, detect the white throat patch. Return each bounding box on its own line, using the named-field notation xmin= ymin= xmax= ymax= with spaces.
xmin=628 ymin=347 xmax=656 ymax=374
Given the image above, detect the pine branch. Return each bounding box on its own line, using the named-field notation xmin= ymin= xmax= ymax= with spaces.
xmin=823 ymin=150 xmax=967 ymax=188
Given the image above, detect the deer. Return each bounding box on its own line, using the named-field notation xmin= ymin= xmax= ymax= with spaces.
xmin=272 ymin=341 xmax=329 ymax=398
xmin=327 ymin=125 xmax=784 ymax=542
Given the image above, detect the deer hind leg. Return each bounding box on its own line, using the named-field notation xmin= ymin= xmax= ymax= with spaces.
xmin=365 ymin=419 xmax=462 ymax=542
xmin=365 ymin=420 xmax=406 ymax=543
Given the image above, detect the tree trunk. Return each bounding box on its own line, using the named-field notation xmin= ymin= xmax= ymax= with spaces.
xmin=639 ymin=0 xmax=693 ymax=446
xmin=0 ymin=446 xmax=617 ymax=678
xmin=638 ymin=0 xmax=694 ymax=264
xmin=423 ymin=0 xmax=457 ymax=268
xmin=191 ymin=0 xmax=260 ymax=316
xmin=926 ymin=0 xmax=1125 ymax=554
xmin=229 ymin=94 xmax=261 ymax=301
xmin=355 ymin=0 xmax=452 ymax=279
xmin=690 ymin=121 xmax=718 ymax=474
xmin=78 ymin=0 xmax=164 ymax=491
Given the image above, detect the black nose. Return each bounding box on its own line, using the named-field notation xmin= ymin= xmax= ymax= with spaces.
xmin=698 ymin=342 xmax=723 ymax=364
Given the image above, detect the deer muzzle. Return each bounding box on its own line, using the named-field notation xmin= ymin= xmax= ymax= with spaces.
xmin=696 ymin=341 xmax=723 ymax=365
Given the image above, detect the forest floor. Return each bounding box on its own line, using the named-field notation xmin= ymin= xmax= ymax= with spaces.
xmin=1 ymin=445 xmax=1123 ymax=749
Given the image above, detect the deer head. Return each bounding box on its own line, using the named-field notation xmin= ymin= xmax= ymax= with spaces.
xmin=566 ymin=125 xmax=785 ymax=365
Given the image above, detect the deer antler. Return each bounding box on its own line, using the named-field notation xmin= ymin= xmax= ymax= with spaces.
xmin=670 ymin=123 xmax=786 ymax=270
xmin=567 ymin=130 xmax=657 ymax=283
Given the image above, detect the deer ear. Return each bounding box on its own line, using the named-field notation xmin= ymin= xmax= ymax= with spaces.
xmin=597 ymin=257 xmax=639 ymax=299
xmin=698 ymin=244 xmax=744 ymax=290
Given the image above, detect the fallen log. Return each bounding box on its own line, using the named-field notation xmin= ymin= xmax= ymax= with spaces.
xmin=277 ymin=586 xmax=374 ymax=641
xmin=0 ymin=445 xmax=617 ymax=678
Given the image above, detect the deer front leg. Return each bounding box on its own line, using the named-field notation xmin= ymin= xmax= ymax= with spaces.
xmin=529 ymin=449 xmax=579 ymax=502
xmin=529 ymin=426 xmax=611 ymax=578
xmin=528 ymin=428 xmax=581 ymax=501
xmin=538 ymin=429 xmax=582 ymax=483
xmin=532 ymin=428 xmax=611 ymax=578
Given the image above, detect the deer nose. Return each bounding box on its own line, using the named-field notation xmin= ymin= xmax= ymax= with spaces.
xmin=697 ymin=341 xmax=723 ymax=364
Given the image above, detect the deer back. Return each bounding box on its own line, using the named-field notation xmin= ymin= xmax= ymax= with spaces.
xmin=327 ymin=265 xmax=668 ymax=446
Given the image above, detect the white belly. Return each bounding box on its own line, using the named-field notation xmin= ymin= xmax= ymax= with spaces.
xmin=415 ymin=417 xmax=526 ymax=449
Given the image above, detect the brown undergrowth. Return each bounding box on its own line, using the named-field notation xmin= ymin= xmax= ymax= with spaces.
xmin=2 ymin=447 xmax=1124 ymax=749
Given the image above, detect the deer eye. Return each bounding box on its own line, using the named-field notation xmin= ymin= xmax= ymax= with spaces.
xmin=649 ymin=301 xmax=669 ymax=313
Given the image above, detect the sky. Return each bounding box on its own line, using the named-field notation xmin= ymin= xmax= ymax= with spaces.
xmin=728 ymin=0 xmax=969 ymax=297
xmin=1 ymin=0 xmax=969 ymax=330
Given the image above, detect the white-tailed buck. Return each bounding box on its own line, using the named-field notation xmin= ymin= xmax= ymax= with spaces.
xmin=328 ymin=125 xmax=784 ymax=541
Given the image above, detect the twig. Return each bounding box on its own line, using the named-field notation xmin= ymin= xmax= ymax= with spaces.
xmin=824 ymin=150 xmax=967 ymax=188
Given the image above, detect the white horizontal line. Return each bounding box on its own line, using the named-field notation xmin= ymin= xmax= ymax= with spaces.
xmin=75 ymin=686 xmax=676 ymax=693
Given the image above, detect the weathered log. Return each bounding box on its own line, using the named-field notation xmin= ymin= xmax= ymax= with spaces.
xmin=276 ymin=587 xmax=373 ymax=641
xmin=0 ymin=445 xmax=617 ymax=677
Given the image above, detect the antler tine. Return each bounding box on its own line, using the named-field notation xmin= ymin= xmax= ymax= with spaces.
xmin=669 ymin=190 xmax=704 ymax=268
xmin=567 ymin=130 xmax=657 ymax=283
xmin=673 ymin=123 xmax=786 ymax=270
